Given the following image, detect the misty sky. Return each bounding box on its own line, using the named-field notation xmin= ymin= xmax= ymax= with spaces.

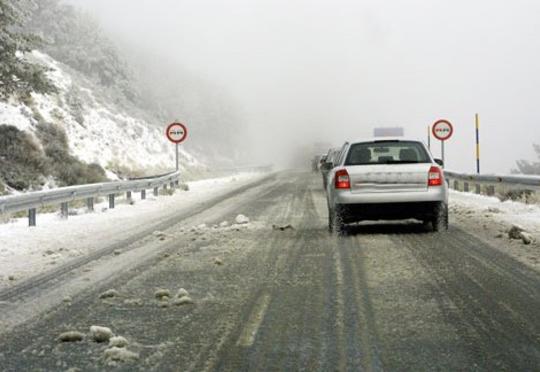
xmin=66 ymin=0 xmax=540 ymax=172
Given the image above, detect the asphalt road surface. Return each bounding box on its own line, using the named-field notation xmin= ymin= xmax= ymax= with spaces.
xmin=1 ymin=171 xmax=539 ymax=371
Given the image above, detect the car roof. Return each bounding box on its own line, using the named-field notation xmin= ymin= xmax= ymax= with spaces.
xmin=346 ymin=137 xmax=425 ymax=145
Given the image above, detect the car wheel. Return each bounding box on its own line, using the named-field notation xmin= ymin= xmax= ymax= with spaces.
xmin=328 ymin=208 xmax=334 ymax=232
xmin=432 ymin=202 xmax=449 ymax=232
xmin=329 ymin=208 xmax=345 ymax=235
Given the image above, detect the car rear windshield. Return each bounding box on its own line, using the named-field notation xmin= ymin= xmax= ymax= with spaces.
xmin=345 ymin=141 xmax=431 ymax=165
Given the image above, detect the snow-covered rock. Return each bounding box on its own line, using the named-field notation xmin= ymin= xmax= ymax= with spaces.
xmin=520 ymin=232 xmax=534 ymax=245
xmin=508 ymin=224 xmax=526 ymax=240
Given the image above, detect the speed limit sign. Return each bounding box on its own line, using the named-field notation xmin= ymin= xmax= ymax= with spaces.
xmin=432 ymin=120 xmax=453 ymax=141
xmin=166 ymin=122 xmax=188 ymax=171
xmin=166 ymin=122 xmax=188 ymax=144
xmin=431 ymin=119 xmax=453 ymax=166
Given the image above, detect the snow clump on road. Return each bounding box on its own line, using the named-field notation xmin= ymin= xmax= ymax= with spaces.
xmin=173 ymin=296 xmax=194 ymax=306
xmin=235 ymin=214 xmax=250 ymax=224
xmin=172 ymin=287 xmax=194 ymax=306
xmin=176 ymin=288 xmax=189 ymax=298
xmin=104 ymin=346 xmax=139 ymax=364
xmin=99 ymin=289 xmax=120 ymax=299
xmin=108 ymin=336 xmax=129 ymax=348
xmin=154 ymin=288 xmax=171 ymax=300
xmin=58 ymin=331 xmax=85 ymax=342
xmin=90 ymin=325 xmax=114 ymax=343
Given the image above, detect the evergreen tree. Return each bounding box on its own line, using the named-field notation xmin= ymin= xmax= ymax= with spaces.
xmin=0 ymin=0 xmax=55 ymax=99
xmin=515 ymin=144 xmax=540 ymax=175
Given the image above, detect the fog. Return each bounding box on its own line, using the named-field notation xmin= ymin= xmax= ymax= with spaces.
xmin=66 ymin=0 xmax=540 ymax=172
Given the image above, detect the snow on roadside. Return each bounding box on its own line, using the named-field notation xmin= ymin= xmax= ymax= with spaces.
xmin=450 ymin=189 xmax=540 ymax=271
xmin=0 ymin=172 xmax=265 ymax=289
xmin=450 ymin=189 xmax=540 ymax=234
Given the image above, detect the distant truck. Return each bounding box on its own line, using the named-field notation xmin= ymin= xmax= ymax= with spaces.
xmin=373 ymin=127 xmax=404 ymax=137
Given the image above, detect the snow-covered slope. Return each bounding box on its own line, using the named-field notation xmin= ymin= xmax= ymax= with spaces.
xmin=0 ymin=51 xmax=199 ymax=177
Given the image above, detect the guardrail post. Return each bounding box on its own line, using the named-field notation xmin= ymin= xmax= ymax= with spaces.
xmin=153 ymin=187 xmax=159 ymax=197
xmin=475 ymin=184 xmax=481 ymax=194
xmin=453 ymin=180 xmax=459 ymax=191
xmin=141 ymin=190 xmax=146 ymax=200
xmin=487 ymin=185 xmax=495 ymax=196
xmin=29 ymin=208 xmax=36 ymax=227
xmin=170 ymin=182 xmax=175 ymax=189
xmin=464 ymin=182 xmax=469 ymax=192
xmin=109 ymin=194 xmax=115 ymax=209
xmin=175 ymin=180 xmax=179 ymax=186
xmin=87 ymin=197 xmax=94 ymax=212
xmin=126 ymin=191 xmax=132 ymax=203
xmin=61 ymin=202 xmax=68 ymax=219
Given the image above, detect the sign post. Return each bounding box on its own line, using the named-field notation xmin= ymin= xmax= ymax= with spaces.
xmin=165 ymin=122 xmax=188 ymax=171
xmin=432 ymin=119 xmax=454 ymax=166
xmin=475 ymin=113 xmax=480 ymax=174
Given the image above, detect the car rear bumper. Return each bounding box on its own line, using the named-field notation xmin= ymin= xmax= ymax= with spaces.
xmin=336 ymin=201 xmax=441 ymax=222
xmin=332 ymin=186 xmax=447 ymax=205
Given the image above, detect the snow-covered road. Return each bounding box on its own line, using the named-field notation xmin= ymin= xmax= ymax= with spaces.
xmin=2 ymin=173 xmax=540 ymax=288
xmin=0 ymin=172 xmax=267 ymax=288
xmin=0 ymin=171 xmax=539 ymax=371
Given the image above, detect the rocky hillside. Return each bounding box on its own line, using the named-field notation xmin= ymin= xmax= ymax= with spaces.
xmin=0 ymin=51 xmax=199 ymax=194
xmin=0 ymin=0 xmax=242 ymax=194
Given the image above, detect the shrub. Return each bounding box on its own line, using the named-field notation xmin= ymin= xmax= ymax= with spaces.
xmin=0 ymin=124 xmax=47 ymax=190
xmin=36 ymin=122 xmax=108 ymax=186
xmin=498 ymin=189 xmax=536 ymax=204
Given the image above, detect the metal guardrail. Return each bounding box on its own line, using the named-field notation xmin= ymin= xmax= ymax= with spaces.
xmin=0 ymin=171 xmax=181 ymax=226
xmin=445 ymin=170 xmax=540 ymax=196
xmin=127 ymin=171 xmax=177 ymax=181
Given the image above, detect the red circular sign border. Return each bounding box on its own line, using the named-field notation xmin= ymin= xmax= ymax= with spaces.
xmin=432 ymin=119 xmax=453 ymax=141
xmin=166 ymin=122 xmax=188 ymax=144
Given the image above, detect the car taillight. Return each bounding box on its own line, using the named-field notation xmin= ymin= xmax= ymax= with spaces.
xmin=335 ymin=169 xmax=350 ymax=189
xmin=428 ymin=166 xmax=443 ymax=186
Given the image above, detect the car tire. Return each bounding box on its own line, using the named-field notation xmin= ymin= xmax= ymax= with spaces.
xmin=431 ymin=202 xmax=449 ymax=232
xmin=328 ymin=208 xmax=345 ymax=235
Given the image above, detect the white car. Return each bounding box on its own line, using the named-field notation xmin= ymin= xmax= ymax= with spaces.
xmin=326 ymin=138 xmax=448 ymax=232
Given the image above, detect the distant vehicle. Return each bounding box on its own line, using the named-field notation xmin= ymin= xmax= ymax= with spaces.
xmin=320 ymin=147 xmax=341 ymax=189
xmin=311 ymin=153 xmax=327 ymax=172
xmin=373 ymin=127 xmax=404 ymax=137
xmin=326 ymin=138 xmax=448 ymax=233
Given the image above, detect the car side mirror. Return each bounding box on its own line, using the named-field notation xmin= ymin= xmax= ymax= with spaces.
xmin=321 ymin=162 xmax=333 ymax=171
xmin=434 ymin=158 xmax=444 ymax=167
